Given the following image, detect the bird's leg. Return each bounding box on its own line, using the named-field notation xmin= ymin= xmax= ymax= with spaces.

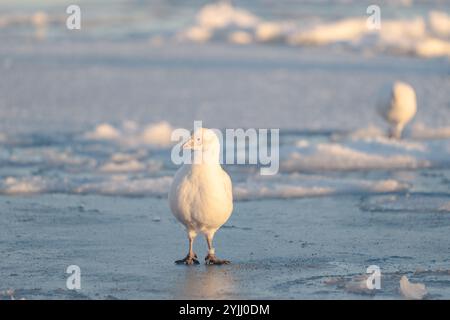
xmin=389 ymin=123 xmax=404 ymax=139
xmin=205 ymin=233 xmax=230 ymax=265
xmin=175 ymin=232 xmax=199 ymax=265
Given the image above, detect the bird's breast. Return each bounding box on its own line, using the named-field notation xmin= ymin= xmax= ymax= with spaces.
xmin=169 ymin=165 xmax=233 ymax=231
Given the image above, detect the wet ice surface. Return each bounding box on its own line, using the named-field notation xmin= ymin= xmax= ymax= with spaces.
xmin=1 ymin=194 xmax=449 ymax=300
xmin=0 ymin=25 xmax=450 ymax=299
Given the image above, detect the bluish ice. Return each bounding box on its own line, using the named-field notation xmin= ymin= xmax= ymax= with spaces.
xmin=0 ymin=0 xmax=449 ymax=299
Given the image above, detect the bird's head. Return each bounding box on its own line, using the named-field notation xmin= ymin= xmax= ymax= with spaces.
xmin=182 ymin=128 xmax=221 ymax=162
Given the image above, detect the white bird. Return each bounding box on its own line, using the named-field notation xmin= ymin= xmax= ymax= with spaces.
xmin=169 ymin=128 xmax=233 ymax=265
xmin=378 ymin=81 xmax=417 ymax=139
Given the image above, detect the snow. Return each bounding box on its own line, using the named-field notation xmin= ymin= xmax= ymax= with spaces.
xmin=400 ymin=276 xmax=428 ymax=300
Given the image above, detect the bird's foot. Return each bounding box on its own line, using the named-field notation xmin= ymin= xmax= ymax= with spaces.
xmin=175 ymin=253 xmax=199 ymax=265
xmin=205 ymin=253 xmax=230 ymax=265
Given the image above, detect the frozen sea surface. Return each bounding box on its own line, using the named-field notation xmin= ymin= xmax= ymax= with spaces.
xmin=0 ymin=40 xmax=449 ymax=299
xmin=0 ymin=41 xmax=449 ymax=133
xmin=1 ymin=194 xmax=450 ymax=300
xmin=0 ymin=0 xmax=450 ymax=300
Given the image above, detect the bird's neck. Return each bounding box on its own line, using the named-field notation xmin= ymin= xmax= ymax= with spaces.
xmin=192 ymin=147 xmax=221 ymax=166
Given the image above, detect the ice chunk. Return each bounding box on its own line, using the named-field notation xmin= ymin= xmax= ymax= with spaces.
xmin=344 ymin=275 xmax=373 ymax=295
xmin=85 ymin=123 xmax=120 ymax=140
xmin=140 ymin=121 xmax=174 ymax=147
xmin=182 ymin=26 xmax=212 ymax=43
xmin=228 ymin=31 xmax=252 ymax=45
xmin=255 ymin=22 xmax=284 ymax=42
xmin=414 ymin=37 xmax=450 ymax=58
xmin=196 ymin=2 xmax=259 ymax=30
xmin=99 ymin=159 xmax=146 ymax=173
xmin=281 ymin=143 xmax=425 ymax=172
xmin=74 ymin=176 xmax=172 ymax=197
xmin=411 ymin=123 xmax=450 ymax=140
xmin=399 ymin=276 xmax=427 ymax=300
xmin=0 ymin=176 xmax=57 ymax=195
xmin=288 ymin=18 xmax=367 ymax=45
xmin=233 ymin=173 xmax=409 ymax=201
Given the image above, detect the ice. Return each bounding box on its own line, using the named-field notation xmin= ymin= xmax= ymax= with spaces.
xmin=83 ymin=121 xmax=175 ymax=148
xmin=429 ymin=11 xmax=450 ymax=38
xmin=30 ymin=11 xmax=48 ymax=28
xmin=195 ymin=2 xmax=259 ymax=30
xmin=73 ymin=176 xmax=173 ymax=197
xmin=281 ymin=142 xmax=427 ymax=172
xmin=173 ymin=2 xmax=450 ymax=59
xmin=181 ymin=26 xmax=212 ymax=43
xmin=2 ymin=121 xmax=449 ymax=200
xmin=281 ymin=128 xmax=450 ymax=173
xmin=332 ymin=125 xmax=384 ymax=140
xmin=2 ymin=147 xmax=94 ymax=167
xmin=377 ymin=18 xmax=427 ymax=56
xmin=411 ymin=123 xmax=450 ymax=140
xmin=139 ymin=121 xmax=175 ymax=147
xmin=1 ymin=0 xmax=449 ymax=59
xmin=1 ymin=0 xmax=450 ymax=301
xmin=178 ymin=1 xmax=259 ymax=43
xmin=99 ymin=159 xmax=147 ymax=173
xmin=0 ymin=289 xmax=16 ymax=300
xmin=228 ymin=31 xmax=253 ymax=45
xmin=233 ymin=178 xmax=333 ymax=200
xmin=99 ymin=154 xmax=163 ymax=174
xmin=233 ymin=174 xmax=408 ymax=201
xmin=0 ymin=171 xmax=409 ymax=200
xmin=440 ymin=202 xmax=450 ymax=212
xmin=344 ymin=275 xmax=373 ymax=295
xmin=255 ymin=22 xmax=287 ymax=43
xmin=288 ymin=18 xmax=367 ymax=46
xmin=414 ymin=37 xmax=450 ymax=58
xmin=0 ymin=176 xmax=59 ymax=195
xmin=400 ymin=276 xmax=428 ymax=300
xmin=360 ymin=194 xmax=450 ymax=213
xmin=85 ymin=123 xmax=121 ymax=140
xmin=287 ymin=15 xmax=450 ymax=58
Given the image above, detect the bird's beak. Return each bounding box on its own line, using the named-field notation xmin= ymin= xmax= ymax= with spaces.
xmin=182 ymin=137 xmax=194 ymax=149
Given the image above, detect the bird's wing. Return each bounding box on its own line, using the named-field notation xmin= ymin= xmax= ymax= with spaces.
xmin=221 ymin=169 xmax=233 ymax=203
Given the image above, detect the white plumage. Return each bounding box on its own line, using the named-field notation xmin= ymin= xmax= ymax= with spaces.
xmin=378 ymin=81 xmax=417 ymax=139
xmin=169 ymin=128 xmax=233 ymax=265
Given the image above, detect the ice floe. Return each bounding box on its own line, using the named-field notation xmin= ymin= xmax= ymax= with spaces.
xmin=399 ymin=276 xmax=428 ymax=300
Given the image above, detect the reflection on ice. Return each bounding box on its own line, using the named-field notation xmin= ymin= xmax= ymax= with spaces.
xmin=174 ymin=266 xmax=237 ymax=299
